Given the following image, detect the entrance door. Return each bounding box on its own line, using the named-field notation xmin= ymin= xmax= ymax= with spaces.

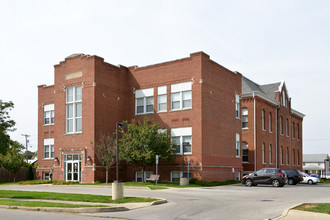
xmin=66 ymin=161 xmax=79 ymax=181
xmin=64 ymin=154 xmax=81 ymax=182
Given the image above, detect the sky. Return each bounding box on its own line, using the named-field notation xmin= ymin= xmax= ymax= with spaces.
xmin=0 ymin=0 xmax=329 ymax=155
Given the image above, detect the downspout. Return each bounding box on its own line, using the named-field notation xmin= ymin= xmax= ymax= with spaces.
xmin=253 ymin=93 xmax=256 ymax=172
xmin=275 ymin=105 xmax=279 ymax=168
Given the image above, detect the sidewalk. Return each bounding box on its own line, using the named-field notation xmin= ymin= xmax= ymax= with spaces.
xmin=271 ymin=205 xmax=330 ymax=220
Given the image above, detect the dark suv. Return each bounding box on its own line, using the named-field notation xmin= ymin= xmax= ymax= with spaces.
xmin=283 ymin=169 xmax=303 ymax=185
xmin=242 ymin=168 xmax=287 ymax=187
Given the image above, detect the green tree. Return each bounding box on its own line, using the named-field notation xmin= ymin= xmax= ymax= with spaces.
xmin=0 ymin=100 xmax=16 ymax=155
xmin=93 ymin=134 xmax=117 ymax=184
xmin=0 ymin=141 xmax=24 ymax=182
xmin=119 ymin=118 xmax=175 ymax=182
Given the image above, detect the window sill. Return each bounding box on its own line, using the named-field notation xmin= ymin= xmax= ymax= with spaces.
xmin=43 ymin=124 xmax=54 ymax=127
xmin=157 ymin=110 xmax=167 ymax=114
xmin=135 ymin=112 xmax=154 ymax=116
xmin=262 ymin=129 xmax=266 ymax=132
xmin=170 ymin=107 xmax=192 ymax=112
xmin=236 ymin=156 xmax=240 ymax=158
xmin=242 ymin=162 xmax=249 ymax=164
xmin=236 ymin=117 xmax=240 ymax=120
xmin=269 ymin=131 xmax=273 ymax=134
xmin=65 ymin=132 xmax=83 ymax=135
xmin=242 ymin=127 xmax=249 ymax=130
xmin=175 ymin=153 xmax=192 ymax=156
xmin=43 ymin=158 xmax=54 ymax=161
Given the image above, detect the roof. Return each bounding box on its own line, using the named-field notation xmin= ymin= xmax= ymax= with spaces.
xmin=303 ymin=154 xmax=329 ymax=163
xmin=242 ymin=76 xmax=280 ymax=105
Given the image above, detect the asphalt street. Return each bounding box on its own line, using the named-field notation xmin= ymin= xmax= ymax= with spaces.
xmin=0 ymin=183 xmax=329 ymax=220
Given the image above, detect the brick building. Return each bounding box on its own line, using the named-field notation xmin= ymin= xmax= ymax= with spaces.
xmin=241 ymin=77 xmax=304 ymax=174
xmin=37 ymin=52 xmax=304 ymax=183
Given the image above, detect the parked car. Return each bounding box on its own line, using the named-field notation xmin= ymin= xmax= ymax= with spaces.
xmin=242 ymin=168 xmax=287 ymax=187
xmin=309 ymin=173 xmax=320 ymax=179
xmin=320 ymin=172 xmax=330 ymax=179
xmin=299 ymin=172 xmax=320 ymax=184
xmin=283 ymin=169 xmax=303 ymax=185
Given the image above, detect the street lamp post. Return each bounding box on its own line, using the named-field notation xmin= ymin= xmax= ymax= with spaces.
xmin=112 ymin=122 xmax=127 ymax=200
xmin=115 ymin=122 xmax=127 ymax=182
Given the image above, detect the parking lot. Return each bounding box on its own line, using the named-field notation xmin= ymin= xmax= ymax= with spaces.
xmin=0 ymin=183 xmax=329 ymax=220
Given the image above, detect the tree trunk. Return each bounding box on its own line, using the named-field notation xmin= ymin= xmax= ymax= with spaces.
xmin=142 ymin=167 xmax=145 ymax=183
xmin=106 ymin=168 xmax=109 ymax=184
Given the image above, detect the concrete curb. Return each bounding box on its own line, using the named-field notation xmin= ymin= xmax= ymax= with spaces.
xmin=269 ymin=203 xmax=303 ymax=220
xmin=0 ymin=198 xmax=168 ymax=213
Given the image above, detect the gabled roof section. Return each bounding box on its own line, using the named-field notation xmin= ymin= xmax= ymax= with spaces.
xmin=242 ymin=76 xmax=280 ymax=105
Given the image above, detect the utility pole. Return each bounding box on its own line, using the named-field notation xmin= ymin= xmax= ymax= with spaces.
xmin=21 ymin=134 xmax=30 ymax=163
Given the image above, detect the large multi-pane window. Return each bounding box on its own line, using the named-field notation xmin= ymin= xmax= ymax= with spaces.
xmin=66 ymin=86 xmax=82 ymax=133
xmin=157 ymin=86 xmax=167 ymax=112
xmin=171 ymin=127 xmax=192 ymax=154
xmin=242 ymin=108 xmax=248 ymax=128
xmin=171 ymin=171 xmax=191 ymax=182
xmin=262 ymin=110 xmax=266 ymax=131
xmin=44 ymin=104 xmax=54 ymax=125
xmin=235 ymin=94 xmax=240 ymax=119
xmin=236 ymin=133 xmax=240 ymax=157
xmin=171 ymin=82 xmax=192 ymax=110
xmin=135 ymin=88 xmax=154 ymax=114
xmin=44 ymin=138 xmax=54 ymax=159
xmin=242 ymin=142 xmax=248 ymax=162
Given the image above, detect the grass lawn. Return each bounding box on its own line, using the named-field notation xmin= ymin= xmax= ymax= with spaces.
xmin=0 ymin=190 xmax=158 ymax=204
xmin=294 ymin=203 xmax=330 ymax=215
xmin=0 ymin=200 xmax=107 ymax=208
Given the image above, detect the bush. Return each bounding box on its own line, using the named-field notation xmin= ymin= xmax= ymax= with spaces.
xmin=52 ymin=180 xmax=80 ymax=185
xmin=189 ymin=178 xmax=240 ymax=186
xmin=19 ymin=180 xmax=51 ymax=185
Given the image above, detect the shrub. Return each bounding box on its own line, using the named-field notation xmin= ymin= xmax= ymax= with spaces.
xmin=189 ymin=178 xmax=240 ymax=186
xmin=27 ymin=165 xmax=34 ymax=180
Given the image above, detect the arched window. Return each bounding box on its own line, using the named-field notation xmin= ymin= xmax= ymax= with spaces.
xmin=286 ymin=147 xmax=289 ymax=165
xmin=242 ymin=108 xmax=248 ymax=128
xmin=293 ymin=149 xmax=295 ymax=166
xmin=280 ymin=146 xmax=283 ymax=165
xmin=269 ymin=144 xmax=272 ymax=164
xmin=286 ymin=118 xmax=289 ymax=136
xmin=242 ymin=142 xmax=248 ymax=163
xmin=297 ymin=123 xmax=300 ymax=140
xmin=262 ymin=110 xmax=266 ymax=131
xmin=280 ymin=116 xmax=283 ymax=135
xmin=262 ymin=143 xmax=266 ymax=164
xmin=292 ymin=122 xmax=295 ymax=139
xmin=269 ymin=112 xmax=272 ymax=132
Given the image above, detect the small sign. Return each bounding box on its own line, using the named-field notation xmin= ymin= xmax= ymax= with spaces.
xmin=156 ymin=155 xmax=159 ymax=164
xmin=188 ymin=158 xmax=190 ymax=164
xmin=232 ymin=168 xmax=235 ymax=173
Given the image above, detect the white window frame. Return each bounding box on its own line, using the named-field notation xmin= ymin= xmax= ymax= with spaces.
xmin=171 ymin=127 xmax=192 ymax=155
xmin=44 ymin=104 xmax=54 ymax=125
xmin=43 ymin=172 xmax=50 ymax=180
xmin=286 ymin=118 xmax=289 ymax=137
xmin=171 ymin=171 xmax=191 ymax=182
xmin=235 ymin=94 xmax=240 ymax=119
xmin=236 ymin=133 xmax=240 ymax=157
xmin=43 ymin=138 xmax=54 ymax=159
xmin=66 ymin=86 xmax=82 ymax=134
xmin=157 ymin=86 xmax=167 ymax=112
xmin=171 ymin=82 xmax=192 ymax=111
xmin=280 ymin=146 xmax=283 ymax=165
xmin=297 ymin=123 xmax=300 ymax=140
xmin=280 ymin=116 xmax=283 ymax=135
xmin=135 ymin=171 xmax=153 ymax=182
xmin=135 ymin=88 xmax=154 ymax=115
xmin=242 ymin=108 xmax=248 ymax=129
xmin=293 ymin=149 xmax=295 ymax=166
xmin=286 ymin=147 xmax=289 ymax=165
xmin=292 ymin=122 xmax=295 ymax=139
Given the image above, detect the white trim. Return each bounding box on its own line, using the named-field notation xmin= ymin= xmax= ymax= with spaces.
xmin=44 ymin=138 xmax=54 ymax=145
xmin=44 ymin=104 xmax=54 ymax=111
xmin=171 ymin=81 xmax=192 ymax=93
xmin=157 ymin=86 xmax=167 ymax=95
xmin=171 ymin=127 xmax=192 ymax=136
xmin=136 ymin=88 xmax=154 ymax=98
